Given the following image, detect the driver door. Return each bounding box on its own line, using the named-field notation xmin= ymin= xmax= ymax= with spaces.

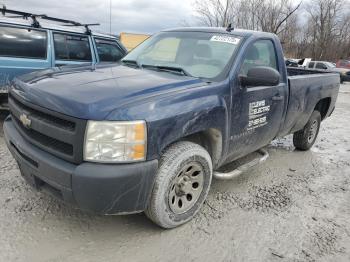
xmin=227 ymin=39 xmax=287 ymax=161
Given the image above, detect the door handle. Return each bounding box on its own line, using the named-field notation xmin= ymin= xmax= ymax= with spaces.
xmin=272 ymin=95 xmax=284 ymax=101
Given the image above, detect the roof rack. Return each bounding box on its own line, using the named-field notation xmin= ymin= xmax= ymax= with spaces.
xmin=0 ymin=5 xmax=100 ymax=34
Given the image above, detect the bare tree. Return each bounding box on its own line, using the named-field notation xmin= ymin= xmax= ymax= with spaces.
xmin=192 ymin=0 xmax=350 ymax=61
xmin=193 ymin=0 xmax=236 ymax=27
xmin=300 ymin=0 xmax=350 ymax=60
xmin=306 ymin=0 xmax=343 ymax=59
xmin=251 ymin=0 xmax=302 ymax=34
xmin=194 ymin=0 xmax=301 ymax=33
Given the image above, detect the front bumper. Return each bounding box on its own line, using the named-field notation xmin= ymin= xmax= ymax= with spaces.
xmin=4 ymin=116 xmax=158 ymax=214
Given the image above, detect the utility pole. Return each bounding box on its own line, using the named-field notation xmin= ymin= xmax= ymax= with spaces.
xmin=109 ymin=0 xmax=112 ymax=35
xmin=0 ymin=1 xmax=6 ymax=9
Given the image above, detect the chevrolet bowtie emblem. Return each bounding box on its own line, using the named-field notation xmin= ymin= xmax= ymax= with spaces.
xmin=19 ymin=113 xmax=31 ymax=128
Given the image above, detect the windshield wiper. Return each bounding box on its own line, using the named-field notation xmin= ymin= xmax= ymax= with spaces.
xmin=142 ymin=64 xmax=192 ymax=77
xmin=121 ymin=59 xmax=141 ymax=68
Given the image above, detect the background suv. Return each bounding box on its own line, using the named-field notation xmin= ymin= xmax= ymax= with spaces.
xmin=0 ymin=9 xmax=127 ymax=110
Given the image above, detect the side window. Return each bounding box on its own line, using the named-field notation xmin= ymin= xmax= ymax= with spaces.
xmin=240 ymin=39 xmax=278 ymax=76
xmin=0 ymin=26 xmax=47 ymax=59
xmin=53 ymin=33 xmax=92 ymax=61
xmin=95 ymin=38 xmax=124 ymax=62
xmin=316 ymin=63 xmax=326 ymax=69
xmin=308 ymin=62 xmax=315 ymax=68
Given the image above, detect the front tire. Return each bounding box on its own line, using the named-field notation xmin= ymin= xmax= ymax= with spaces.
xmin=145 ymin=141 xmax=212 ymax=229
xmin=293 ymin=110 xmax=321 ymax=151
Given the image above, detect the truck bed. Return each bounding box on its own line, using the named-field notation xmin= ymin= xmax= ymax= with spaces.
xmin=280 ymin=67 xmax=340 ymax=136
xmin=287 ymin=67 xmax=336 ymax=76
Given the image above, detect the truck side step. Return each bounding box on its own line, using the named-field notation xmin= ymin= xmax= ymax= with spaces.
xmin=213 ymin=149 xmax=269 ymax=180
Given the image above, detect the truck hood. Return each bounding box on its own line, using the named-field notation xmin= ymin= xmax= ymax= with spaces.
xmin=11 ymin=64 xmax=204 ymax=120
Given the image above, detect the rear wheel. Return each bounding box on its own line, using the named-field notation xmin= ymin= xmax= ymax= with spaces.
xmin=293 ymin=110 xmax=321 ymax=151
xmin=145 ymin=141 xmax=212 ymax=229
xmin=0 ymin=110 xmax=9 ymax=120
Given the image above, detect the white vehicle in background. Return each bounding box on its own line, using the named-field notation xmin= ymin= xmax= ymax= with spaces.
xmin=307 ymin=61 xmax=350 ymax=83
xmin=300 ymin=58 xmax=312 ymax=67
xmin=285 ymin=58 xmax=312 ymax=68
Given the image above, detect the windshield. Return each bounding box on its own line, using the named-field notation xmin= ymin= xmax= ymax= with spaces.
xmin=122 ymin=31 xmax=241 ymax=79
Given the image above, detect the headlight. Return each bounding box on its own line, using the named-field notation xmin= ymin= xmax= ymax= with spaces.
xmin=84 ymin=120 xmax=147 ymax=163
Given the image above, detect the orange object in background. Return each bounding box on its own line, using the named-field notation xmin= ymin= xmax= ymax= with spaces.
xmin=119 ymin=32 xmax=150 ymax=51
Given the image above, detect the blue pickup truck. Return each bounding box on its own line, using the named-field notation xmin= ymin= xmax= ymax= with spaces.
xmin=3 ymin=27 xmax=339 ymax=228
xmin=0 ymin=8 xmax=127 ymax=110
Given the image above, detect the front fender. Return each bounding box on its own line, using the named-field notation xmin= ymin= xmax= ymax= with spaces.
xmin=106 ymin=82 xmax=230 ymax=160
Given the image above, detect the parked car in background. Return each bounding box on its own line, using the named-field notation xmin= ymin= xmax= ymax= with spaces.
xmin=336 ymin=59 xmax=350 ymax=69
xmin=285 ymin=58 xmax=311 ymax=68
xmin=307 ymin=61 xmax=350 ymax=83
xmin=0 ymin=8 xmax=127 ymax=110
xmin=285 ymin=58 xmax=299 ymax=67
xmin=298 ymin=58 xmax=312 ymax=68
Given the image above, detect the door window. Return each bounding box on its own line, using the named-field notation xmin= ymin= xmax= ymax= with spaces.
xmin=308 ymin=62 xmax=315 ymax=68
xmin=316 ymin=63 xmax=326 ymax=69
xmin=53 ymin=33 xmax=92 ymax=61
xmin=0 ymin=26 xmax=47 ymax=59
xmin=95 ymin=38 xmax=124 ymax=62
xmin=240 ymin=39 xmax=278 ymax=76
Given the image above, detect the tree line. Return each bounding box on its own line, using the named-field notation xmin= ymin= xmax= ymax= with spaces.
xmin=192 ymin=0 xmax=350 ymax=61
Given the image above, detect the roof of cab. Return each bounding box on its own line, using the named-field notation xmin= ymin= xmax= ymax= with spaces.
xmin=162 ymin=27 xmax=276 ymax=38
xmin=0 ymin=16 xmax=118 ymax=40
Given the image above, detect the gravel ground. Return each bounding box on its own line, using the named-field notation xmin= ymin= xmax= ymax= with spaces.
xmin=0 ymin=84 xmax=350 ymax=262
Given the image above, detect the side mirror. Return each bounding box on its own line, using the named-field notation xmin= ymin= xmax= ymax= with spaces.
xmin=240 ymin=66 xmax=280 ymax=87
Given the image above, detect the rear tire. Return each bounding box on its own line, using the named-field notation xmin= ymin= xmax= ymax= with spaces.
xmin=293 ymin=110 xmax=321 ymax=151
xmin=0 ymin=110 xmax=9 ymax=120
xmin=145 ymin=141 xmax=212 ymax=229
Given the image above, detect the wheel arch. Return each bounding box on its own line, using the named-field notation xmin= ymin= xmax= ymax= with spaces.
xmin=314 ymin=97 xmax=331 ymax=120
xmin=168 ymin=128 xmax=223 ymax=169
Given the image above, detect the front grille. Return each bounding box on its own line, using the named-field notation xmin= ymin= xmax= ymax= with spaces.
xmin=10 ymin=95 xmax=76 ymax=131
xmin=9 ymin=92 xmax=86 ymax=164
xmin=13 ymin=117 xmax=73 ymax=155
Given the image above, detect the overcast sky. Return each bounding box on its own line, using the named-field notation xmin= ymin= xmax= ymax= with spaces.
xmin=1 ymin=0 xmax=195 ymax=34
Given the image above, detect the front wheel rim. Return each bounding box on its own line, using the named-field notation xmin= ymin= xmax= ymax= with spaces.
xmin=308 ymin=119 xmax=319 ymax=143
xmin=168 ymin=162 xmax=204 ymax=214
